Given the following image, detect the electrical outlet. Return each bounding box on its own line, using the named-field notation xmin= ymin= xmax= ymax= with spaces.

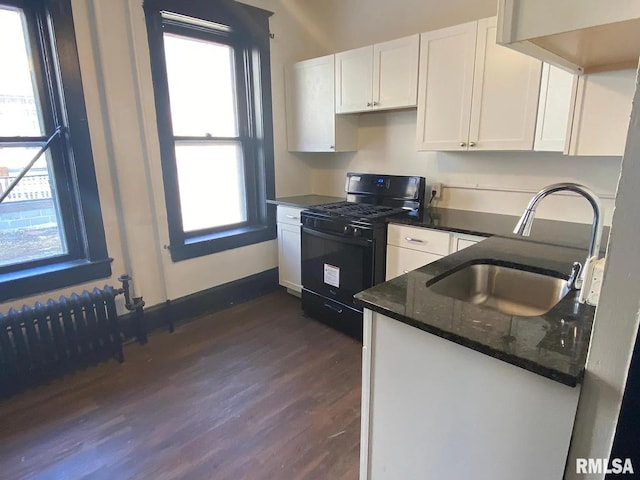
xmin=431 ymin=182 xmax=443 ymax=200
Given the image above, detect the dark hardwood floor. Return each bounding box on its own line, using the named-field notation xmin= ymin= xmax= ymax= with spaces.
xmin=0 ymin=290 xmax=362 ymax=480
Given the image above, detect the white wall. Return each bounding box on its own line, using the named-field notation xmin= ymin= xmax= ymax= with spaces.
xmin=310 ymin=110 xmax=620 ymax=224
xmin=297 ymin=0 xmax=623 ymax=225
xmin=0 ymin=0 xmax=320 ymax=312
xmin=298 ymin=0 xmax=497 ymax=52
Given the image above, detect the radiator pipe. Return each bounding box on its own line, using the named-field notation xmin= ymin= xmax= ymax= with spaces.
xmin=118 ymin=274 xmax=147 ymax=344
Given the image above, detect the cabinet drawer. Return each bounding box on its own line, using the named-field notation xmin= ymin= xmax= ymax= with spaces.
xmin=386 ymin=245 xmax=444 ymax=280
xmin=277 ymin=206 xmax=304 ymax=226
xmin=387 ymin=224 xmax=450 ymax=255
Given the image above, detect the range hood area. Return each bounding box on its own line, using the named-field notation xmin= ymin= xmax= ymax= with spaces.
xmin=497 ymin=0 xmax=640 ymax=73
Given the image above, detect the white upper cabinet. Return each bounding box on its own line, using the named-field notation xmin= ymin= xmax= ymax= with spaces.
xmin=335 ymin=35 xmax=419 ymax=114
xmin=285 ymin=55 xmax=357 ymax=152
xmin=469 ymin=17 xmax=542 ymax=151
xmin=534 ymin=63 xmax=576 ymax=152
xmin=566 ymin=68 xmax=636 ymax=156
xmin=417 ymin=17 xmax=543 ymax=151
xmin=416 ymin=22 xmax=477 ymax=151
xmin=373 ymin=36 xmax=421 ymax=111
xmin=335 ymin=46 xmax=374 ymax=113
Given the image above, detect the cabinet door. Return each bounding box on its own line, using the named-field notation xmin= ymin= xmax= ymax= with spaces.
xmin=416 ymin=22 xmax=477 ymax=151
xmin=469 ymin=17 xmax=542 ymax=151
xmin=566 ymin=68 xmax=635 ymax=156
xmin=534 ymin=63 xmax=576 ymax=152
xmin=373 ymin=35 xmax=420 ymax=111
xmin=285 ymin=55 xmax=336 ymax=152
xmin=277 ymin=222 xmax=302 ymax=293
xmin=451 ymin=233 xmax=486 ymax=252
xmin=386 ymin=245 xmax=444 ymax=280
xmin=335 ymin=46 xmax=374 ymax=113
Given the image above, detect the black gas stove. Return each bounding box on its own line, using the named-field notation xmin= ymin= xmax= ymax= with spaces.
xmin=300 ymin=173 xmax=426 ymax=340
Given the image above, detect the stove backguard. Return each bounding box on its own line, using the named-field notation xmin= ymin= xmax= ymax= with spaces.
xmin=344 ymin=173 xmax=425 ymax=211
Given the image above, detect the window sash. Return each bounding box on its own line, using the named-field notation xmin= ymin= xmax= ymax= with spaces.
xmin=0 ymin=2 xmax=80 ymax=273
xmin=160 ymin=20 xmax=259 ymax=240
xmin=174 ymin=139 xmax=249 ymax=234
xmin=0 ymin=0 xmax=111 ymax=292
xmin=144 ymin=0 xmax=276 ymax=262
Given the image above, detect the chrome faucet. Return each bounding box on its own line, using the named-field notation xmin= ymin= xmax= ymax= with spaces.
xmin=513 ymin=183 xmax=604 ymax=295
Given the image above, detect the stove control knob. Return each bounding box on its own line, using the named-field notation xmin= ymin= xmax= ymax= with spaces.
xmin=343 ymin=225 xmax=352 ymax=235
xmin=353 ymin=227 xmax=361 ymax=237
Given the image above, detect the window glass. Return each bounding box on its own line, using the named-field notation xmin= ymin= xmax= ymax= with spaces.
xmin=0 ymin=6 xmax=45 ymax=137
xmin=163 ymin=33 xmax=238 ymax=137
xmin=0 ymin=147 xmax=67 ymax=267
xmin=175 ymin=143 xmax=246 ymax=232
xmin=0 ymin=5 xmax=67 ymax=268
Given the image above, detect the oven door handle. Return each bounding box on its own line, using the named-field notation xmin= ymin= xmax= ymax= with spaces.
xmin=302 ymin=226 xmax=373 ymax=247
xmin=323 ymin=302 xmax=344 ymax=314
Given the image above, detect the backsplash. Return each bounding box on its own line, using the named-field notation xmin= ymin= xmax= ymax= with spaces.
xmin=308 ymin=110 xmax=621 ymax=226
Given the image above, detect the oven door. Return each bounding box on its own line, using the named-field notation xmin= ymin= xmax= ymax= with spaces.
xmin=301 ymin=226 xmax=375 ymax=309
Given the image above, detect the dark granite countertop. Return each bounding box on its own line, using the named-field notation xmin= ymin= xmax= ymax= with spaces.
xmin=391 ymin=207 xmax=609 ymax=252
xmin=267 ymin=195 xmax=344 ymax=208
xmin=355 ymin=235 xmax=596 ymax=387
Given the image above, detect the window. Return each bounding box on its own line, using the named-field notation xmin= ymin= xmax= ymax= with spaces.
xmin=0 ymin=0 xmax=110 ymax=301
xmin=144 ymin=0 xmax=276 ymax=262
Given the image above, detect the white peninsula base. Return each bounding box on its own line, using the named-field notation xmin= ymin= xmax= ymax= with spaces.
xmin=360 ymin=309 xmax=581 ymax=480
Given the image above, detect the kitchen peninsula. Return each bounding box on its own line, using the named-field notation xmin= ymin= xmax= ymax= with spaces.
xmin=355 ymin=232 xmax=598 ymax=480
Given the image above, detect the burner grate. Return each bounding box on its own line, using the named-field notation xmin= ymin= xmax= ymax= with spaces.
xmin=310 ymin=201 xmax=405 ymax=220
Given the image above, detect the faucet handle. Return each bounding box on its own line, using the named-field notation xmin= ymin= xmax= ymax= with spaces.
xmin=567 ymin=262 xmax=582 ymax=290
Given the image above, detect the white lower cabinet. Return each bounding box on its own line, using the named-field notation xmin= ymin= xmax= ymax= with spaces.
xmin=386 ymin=245 xmax=443 ymax=280
xmin=386 ymin=225 xmax=450 ymax=280
xmin=360 ymin=310 xmax=581 ymax=480
xmin=452 ymin=232 xmax=486 ymax=252
xmin=276 ymin=206 xmax=303 ymax=294
xmin=386 ymin=224 xmax=486 ymax=280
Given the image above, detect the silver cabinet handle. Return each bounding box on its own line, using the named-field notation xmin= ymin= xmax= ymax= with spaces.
xmin=469 ymin=142 xmax=476 ymax=147
xmin=329 ymin=145 xmax=335 ymax=149
xmin=367 ymin=102 xmax=372 ymax=107
xmin=286 ymin=215 xmax=299 ymax=220
xmin=373 ymin=101 xmax=379 ymax=106
xmin=459 ymin=142 xmax=467 ymax=147
xmin=405 ymin=237 xmax=425 ymax=244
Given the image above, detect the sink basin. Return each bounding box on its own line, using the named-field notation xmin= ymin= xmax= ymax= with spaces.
xmin=427 ymin=262 xmax=570 ymax=317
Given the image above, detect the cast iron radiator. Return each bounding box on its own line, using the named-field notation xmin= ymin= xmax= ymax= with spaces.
xmin=0 ymin=286 xmax=124 ymax=398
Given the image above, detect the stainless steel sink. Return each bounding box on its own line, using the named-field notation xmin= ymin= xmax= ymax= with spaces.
xmin=427 ymin=263 xmax=570 ymax=317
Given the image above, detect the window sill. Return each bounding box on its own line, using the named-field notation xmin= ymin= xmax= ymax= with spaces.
xmin=0 ymin=258 xmax=113 ymax=303
xmin=170 ymin=223 xmax=277 ymax=262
